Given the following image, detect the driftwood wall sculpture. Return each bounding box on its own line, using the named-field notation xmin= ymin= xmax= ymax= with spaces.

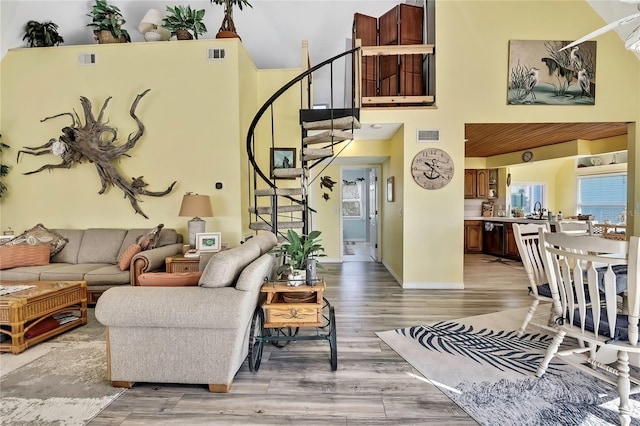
xmin=17 ymin=89 xmax=176 ymax=219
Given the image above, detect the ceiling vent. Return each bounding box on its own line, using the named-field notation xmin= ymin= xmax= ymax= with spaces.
xmin=416 ymin=129 xmax=440 ymax=142
xmin=207 ymin=48 xmax=226 ymax=60
xmin=78 ymin=53 xmax=96 ymax=65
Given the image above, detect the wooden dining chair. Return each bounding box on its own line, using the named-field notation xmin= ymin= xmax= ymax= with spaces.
xmin=512 ymin=222 xmax=561 ymax=336
xmin=555 ymin=220 xmax=593 ymax=235
xmin=536 ymin=231 xmax=639 ymax=426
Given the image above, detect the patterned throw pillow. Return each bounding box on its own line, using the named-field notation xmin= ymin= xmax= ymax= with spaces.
xmin=6 ymin=224 xmax=68 ymax=257
xmin=0 ymin=244 xmax=50 ymax=269
xmin=137 ymin=223 xmax=164 ymax=251
xmin=117 ymin=244 xmax=142 ymax=271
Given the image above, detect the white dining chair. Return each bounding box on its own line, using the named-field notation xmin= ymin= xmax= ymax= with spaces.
xmin=512 ymin=222 xmax=561 ymax=336
xmin=555 ymin=220 xmax=593 ymax=235
xmin=536 ymin=231 xmax=639 ymax=426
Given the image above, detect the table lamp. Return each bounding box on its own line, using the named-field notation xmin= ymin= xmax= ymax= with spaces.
xmin=179 ymin=193 xmax=213 ymax=247
xmin=138 ymin=9 xmax=171 ymax=42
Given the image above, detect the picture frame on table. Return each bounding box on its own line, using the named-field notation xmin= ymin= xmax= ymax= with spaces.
xmin=270 ymin=147 xmax=296 ymax=179
xmin=196 ymin=232 xmax=222 ymax=252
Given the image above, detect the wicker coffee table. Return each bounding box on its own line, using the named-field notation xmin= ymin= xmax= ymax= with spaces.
xmin=0 ymin=280 xmax=87 ymax=354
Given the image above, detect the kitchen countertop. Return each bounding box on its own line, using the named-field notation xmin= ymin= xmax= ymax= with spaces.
xmin=465 ymin=217 xmax=550 ymax=223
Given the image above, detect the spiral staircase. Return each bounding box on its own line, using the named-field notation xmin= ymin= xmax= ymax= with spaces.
xmin=246 ymin=46 xmax=361 ymax=240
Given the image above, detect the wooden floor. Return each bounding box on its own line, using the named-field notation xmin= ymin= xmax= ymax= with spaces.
xmin=91 ymin=254 xmax=532 ymax=425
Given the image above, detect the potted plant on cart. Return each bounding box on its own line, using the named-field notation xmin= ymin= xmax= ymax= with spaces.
xmin=87 ymin=0 xmax=131 ymax=43
xmin=23 ymin=21 xmax=64 ymax=47
xmin=163 ymin=5 xmax=208 ymax=40
xmin=210 ymin=0 xmax=252 ymax=39
xmin=274 ymin=229 xmax=325 ymax=287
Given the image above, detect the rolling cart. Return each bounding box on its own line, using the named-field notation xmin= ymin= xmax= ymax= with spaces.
xmin=248 ymin=280 xmax=337 ymax=372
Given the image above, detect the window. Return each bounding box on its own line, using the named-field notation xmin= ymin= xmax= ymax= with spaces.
xmin=577 ymin=173 xmax=627 ymax=223
xmin=342 ymin=181 xmax=364 ymax=219
xmin=510 ymin=183 xmax=546 ymax=214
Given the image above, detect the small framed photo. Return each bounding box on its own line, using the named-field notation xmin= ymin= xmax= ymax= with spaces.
xmin=196 ymin=232 xmax=221 ymax=252
xmin=270 ymin=147 xmax=296 ymax=179
xmin=386 ymin=176 xmax=395 ymax=202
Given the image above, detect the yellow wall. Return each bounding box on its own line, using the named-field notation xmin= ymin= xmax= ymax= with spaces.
xmin=381 ymin=128 xmax=404 ymax=281
xmin=0 ymin=39 xmax=254 ymax=247
xmin=311 ymin=163 xmax=341 ymax=261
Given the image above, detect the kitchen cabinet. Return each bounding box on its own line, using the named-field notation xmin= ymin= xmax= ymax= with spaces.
xmin=464 ymin=220 xmax=483 ymax=253
xmin=504 ymin=225 xmax=521 ymax=260
xmin=488 ymin=168 xmax=498 ymax=199
xmin=464 ymin=169 xmax=489 ymax=199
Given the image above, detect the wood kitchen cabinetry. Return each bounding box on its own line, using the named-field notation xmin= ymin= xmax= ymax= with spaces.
xmin=504 ymin=225 xmax=521 ymax=260
xmin=464 ymin=169 xmax=489 ymax=199
xmin=464 ymin=220 xmax=483 ymax=253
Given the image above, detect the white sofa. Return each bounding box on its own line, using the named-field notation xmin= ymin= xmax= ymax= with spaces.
xmin=94 ymin=232 xmax=278 ymax=392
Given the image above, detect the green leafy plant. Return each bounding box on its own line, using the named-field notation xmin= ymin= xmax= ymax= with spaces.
xmin=273 ymin=229 xmax=326 ymax=276
xmin=210 ymin=0 xmax=252 ymax=36
xmin=0 ymin=133 xmax=9 ymax=198
xmin=87 ymin=0 xmax=131 ymax=42
xmin=163 ymin=5 xmax=207 ymax=40
xmin=23 ymin=21 xmax=64 ymax=47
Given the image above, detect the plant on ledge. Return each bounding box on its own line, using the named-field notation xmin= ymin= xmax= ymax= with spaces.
xmin=23 ymin=21 xmax=64 ymax=47
xmin=163 ymin=5 xmax=207 ymax=40
xmin=210 ymin=0 xmax=252 ymax=39
xmin=87 ymin=0 xmax=131 ymax=43
xmin=274 ymin=229 xmax=326 ymax=277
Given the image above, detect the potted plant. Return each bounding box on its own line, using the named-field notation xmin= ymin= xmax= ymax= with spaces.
xmin=87 ymin=0 xmax=131 ymax=44
xmin=210 ymin=0 xmax=252 ymax=39
xmin=274 ymin=229 xmax=326 ymax=286
xmin=23 ymin=21 xmax=64 ymax=47
xmin=163 ymin=5 xmax=207 ymax=40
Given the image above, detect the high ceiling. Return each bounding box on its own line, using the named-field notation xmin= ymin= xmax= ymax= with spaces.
xmin=464 ymin=122 xmax=629 ymax=158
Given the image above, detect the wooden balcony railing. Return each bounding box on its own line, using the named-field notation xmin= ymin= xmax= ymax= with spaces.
xmin=354 ymin=39 xmax=435 ymax=107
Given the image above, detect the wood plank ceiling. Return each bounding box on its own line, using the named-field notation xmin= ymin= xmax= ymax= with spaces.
xmin=464 ymin=122 xmax=629 ymax=157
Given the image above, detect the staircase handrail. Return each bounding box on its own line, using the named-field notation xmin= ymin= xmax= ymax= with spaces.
xmin=246 ymin=46 xmax=361 ymax=188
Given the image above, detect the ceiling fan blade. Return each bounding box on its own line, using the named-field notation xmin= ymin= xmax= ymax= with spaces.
xmin=559 ymin=12 xmax=640 ymax=51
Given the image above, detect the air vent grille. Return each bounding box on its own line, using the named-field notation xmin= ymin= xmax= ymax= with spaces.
xmin=207 ymin=48 xmax=226 ymax=60
xmin=78 ymin=53 xmax=96 ymax=65
xmin=417 ymin=129 xmax=440 ymax=142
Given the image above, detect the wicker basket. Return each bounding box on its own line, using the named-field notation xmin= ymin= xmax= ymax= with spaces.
xmin=602 ymin=232 xmax=626 ymax=241
xmin=282 ymin=292 xmax=315 ymax=303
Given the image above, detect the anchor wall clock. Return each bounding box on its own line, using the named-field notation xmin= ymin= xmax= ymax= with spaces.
xmin=411 ymin=148 xmax=455 ymax=190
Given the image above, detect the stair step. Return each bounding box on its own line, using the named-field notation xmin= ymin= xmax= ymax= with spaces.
xmin=302 ymin=147 xmax=333 ymax=161
xmin=303 ymin=130 xmax=354 ymax=145
xmin=272 ymin=167 xmax=304 ymax=179
xmin=249 ymin=205 xmax=304 ymax=214
xmin=255 ymin=187 xmax=303 ymax=196
xmin=303 ymin=116 xmax=361 ymax=131
xmin=249 ymin=221 xmax=304 ymax=231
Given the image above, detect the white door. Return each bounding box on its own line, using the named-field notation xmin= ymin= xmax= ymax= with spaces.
xmin=368 ymin=168 xmax=379 ymax=261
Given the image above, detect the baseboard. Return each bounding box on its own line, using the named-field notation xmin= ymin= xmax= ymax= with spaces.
xmin=402 ymin=282 xmax=465 ymax=289
xmin=382 ymin=261 xmax=402 ymax=286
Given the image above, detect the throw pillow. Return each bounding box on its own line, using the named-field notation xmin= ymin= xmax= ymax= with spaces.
xmin=138 ymin=272 xmax=202 ymax=286
xmin=117 ymin=244 xmax=142 ymax=271
xmin=6 ymin=223 xmax=68 ymax=256
xmin=137 ymin=223 xmax=164 ymax=251
xmin=0 ymin=244 xmax=50 ymax=269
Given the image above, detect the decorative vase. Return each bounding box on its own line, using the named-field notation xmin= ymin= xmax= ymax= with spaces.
xmin=305 ymin=258 xmax=318 ymax=285
xmin=287 ymin=269 xmax=306 ymax=286
xmin=175 ymin=29 xmax=193 ymax=40
xmin=216 ymin=30 xmax=241 ymax=40
xmin=96 ymin=30 xmax=126 ymax=44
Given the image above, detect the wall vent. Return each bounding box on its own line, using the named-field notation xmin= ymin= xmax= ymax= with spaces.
xmin=78 ymin=53 xmax=96 ymax=65
xmin=416 ymin=129 xmax=440 ymax=142
xmin=207 ymin=48 xmax=226 ymax=60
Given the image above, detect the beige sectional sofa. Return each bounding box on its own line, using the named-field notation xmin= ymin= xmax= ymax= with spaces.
xmin=94 ymin=232 xmax=278 ymax=392
xmin=0 ymin=227 xmax=184 ymax=303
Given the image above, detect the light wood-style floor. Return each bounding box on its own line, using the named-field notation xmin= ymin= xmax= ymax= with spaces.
xmin=90 ymin=254 xmax=532 ymax=425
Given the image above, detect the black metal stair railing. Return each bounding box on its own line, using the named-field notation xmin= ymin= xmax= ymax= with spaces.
xmin=246 ymin=46 xmax=361 ymax=238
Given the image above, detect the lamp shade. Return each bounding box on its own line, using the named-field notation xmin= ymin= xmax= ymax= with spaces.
xmin=179 ymin=194 xmax=213 ymax=218
xmin=138 ymin=9 xmax=171 ymax=42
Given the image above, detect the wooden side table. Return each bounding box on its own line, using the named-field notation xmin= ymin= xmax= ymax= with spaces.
xmin=165 ymin=255 xmax=200 ymax=273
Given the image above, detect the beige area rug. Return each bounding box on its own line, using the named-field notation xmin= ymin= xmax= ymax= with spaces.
xmin=0 ymin=309 xmax=125 ymax=425
xmin=377 ymin=307 xmax=640 ymax=425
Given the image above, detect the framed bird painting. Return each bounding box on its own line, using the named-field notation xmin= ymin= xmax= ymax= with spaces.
xmin=507 ymin=40 xmax=596 ymax=105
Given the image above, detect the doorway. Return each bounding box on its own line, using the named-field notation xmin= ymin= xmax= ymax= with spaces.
xmin=341 ymin=166 xmax=380 ymax=262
